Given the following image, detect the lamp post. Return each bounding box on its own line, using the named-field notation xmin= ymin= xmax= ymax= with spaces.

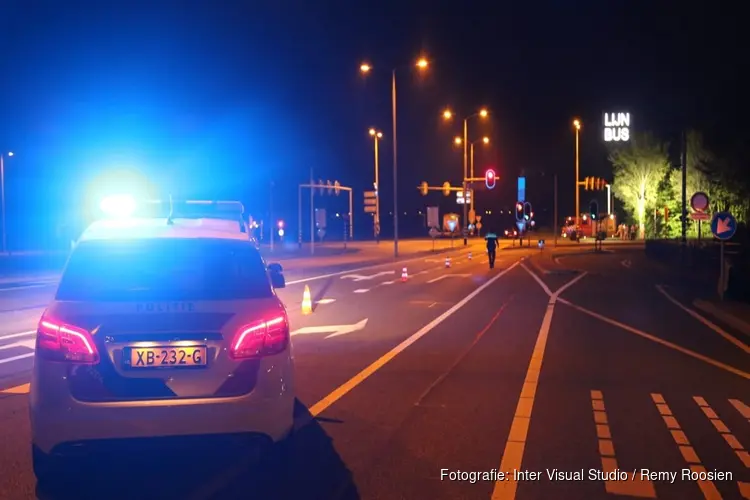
xmin=573 ymin=119 xmax=581 ymax=228
xmin=368 ymin=128 xmax=383 ymax=240
xmin=443 ymin=109 xmax=488 ymax=244
xmin=0 ymin=151 xmax=14 ymax=253
xmin=360 ymin=57 xmax=429 ymax=257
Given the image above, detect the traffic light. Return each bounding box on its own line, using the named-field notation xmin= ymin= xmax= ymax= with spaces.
xmin=523 ymin=202 xmax=532 ymax=220
xmin=442 ymin=182 xmax=451 ymax=197
xmin=595 ymin=178 xmax=601 ymax=190
xmin=419 ymin=181 xmax=428 ymax=196
xmin=485 ymin=169 xmax=496 ymax=189
xmin=326 ymin=180 xmax=333 ymax=195
xmin=589 ymin=200 xmax=598 ymax=220
xmin=334 ymin=181 xmax=341 ymax=195
xmin=515 ymin=202 xmax=524 ymax=221
xmin=277 ymin=220 xmax=284 ymax=228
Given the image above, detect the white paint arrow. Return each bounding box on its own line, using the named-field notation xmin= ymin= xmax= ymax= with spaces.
xmin=291 ymin=318 xmax=369 ymax=339
xmin=717 ymin=216 xmax=733 ymax=234
xmin=427 ymin=274 xmax=470 ymax=284
xmin=340 ymin=271 xmax=395 ymax=281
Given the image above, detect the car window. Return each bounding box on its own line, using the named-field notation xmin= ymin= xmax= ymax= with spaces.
xmin=57 ymin=238 xmax=272 ymax=301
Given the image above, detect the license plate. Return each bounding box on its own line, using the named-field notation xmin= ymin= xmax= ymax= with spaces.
xmin=129 ymin=346 xmax=207 ymax=368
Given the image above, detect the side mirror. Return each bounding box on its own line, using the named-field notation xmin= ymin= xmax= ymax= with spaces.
xmin=268 ymin=263 xmax=285 ymax=289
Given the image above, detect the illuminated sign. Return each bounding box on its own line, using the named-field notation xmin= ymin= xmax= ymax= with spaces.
xmin=603 ymin=112 xmax=630 ymax=142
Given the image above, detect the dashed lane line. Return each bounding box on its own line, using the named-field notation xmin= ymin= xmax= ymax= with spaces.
xmin=694 ymin=396 xmax=750 ymax=469
xmin=590 ymin=390 xmax=656 ymax=497
xmin=651 ymin=393 xmax=722 ymax=499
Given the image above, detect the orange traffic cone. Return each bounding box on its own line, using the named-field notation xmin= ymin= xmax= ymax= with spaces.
xmin=301 ymin=285 xmax=312 ymax=315
xmin=401 ymin=267 xmax=408 ymax=282
xmin=445 ymin=256 xmax=451 ymax=268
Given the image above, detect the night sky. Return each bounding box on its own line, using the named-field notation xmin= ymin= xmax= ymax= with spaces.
xmin=0 ymin=1 xmax=744 ymax=247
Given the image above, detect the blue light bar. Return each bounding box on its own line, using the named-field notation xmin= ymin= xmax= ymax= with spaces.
xmin=99 ymin=195 xmax=137 ymax=218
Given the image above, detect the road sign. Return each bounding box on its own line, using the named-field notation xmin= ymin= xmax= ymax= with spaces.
xmin=516 ymin=220 xmax=525 ymax=233
xmin=690 ymin=212 xmax=710 ymax=221
xmin=364 ymin=205 xmax=376 ymax=213
xmin=468 ymin=209 xmax=476 ymax=223
xmin=427 ymin=206 xmax=439 ymax=227
xmin=475 ymin=215 xmax=481 ymax=222
xmin=518 ymin=177 xmax=526 ymax=202
xmin=476 ymin=222 xmax=482 ymax=230
xmin=711 ymin=212 xmax=736 ymax=240
xmin=429 ymin=227 xmax=440 ymax=238
xmin=690 ymin=192 xmax=709 ymax=212
xmin=315 ymin=208 xmax=326 ymax=228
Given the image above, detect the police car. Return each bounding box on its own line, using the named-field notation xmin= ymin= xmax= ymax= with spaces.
xmin=30 ymin=197 xmax=295 ymax=482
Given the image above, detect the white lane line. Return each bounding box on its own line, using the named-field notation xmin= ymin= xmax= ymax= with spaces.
xmin=492 ymin=266 xmax=587 ymax=499
xmin=353 ymin=289 xmax=369 ymax=294
xmin=0 ymin=330 xmax=36 ymax=341
xmin=285 ymin=251 xmax=473 ymax=285
xmin=381 ymin=280 xmax=395 ymax=285
xmin=0 ymin=284 xmax=52 ymax=292
xmin=656 ymin=285 xmax=750 ymax=354
xmin=0 ymin=352 xmax=34 ymax=365
xmin=316 ymin=298 xmax=336 ymax=305
xmin=307 ymin=260 xmax=521 ymax=417
xmin=557 ymin=298 xmax=750 ymax=380
xmin=427 ymin=274 xmax=471 ymax=284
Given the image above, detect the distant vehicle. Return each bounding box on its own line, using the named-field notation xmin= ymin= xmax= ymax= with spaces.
xmin=30 ymin=196 xmax=294 ymax=484
xmin=503 ymin=228 xmax=519 ymax=238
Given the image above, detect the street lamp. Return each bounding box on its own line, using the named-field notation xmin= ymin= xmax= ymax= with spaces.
xmin=359 ymin=56 xmax=429 ymax=257
xmin=368 ymin=128 xmax=383 ymax=239
xmin=0 ymin=151 xmax=13 ymax=253
xmin=443 ymin=107 xmax=489 ymax=244
xmin=573 ymin=119 xmax=581 ymax=231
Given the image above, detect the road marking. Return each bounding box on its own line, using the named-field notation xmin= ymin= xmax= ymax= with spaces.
xmin=340 ymin=271 xmax=395 ymax=281
xmin=381 ymin=280 xmax=395 ymax=285
xmin=730 ymin=399 xmax=750 ymax=422
xmin=651 ymin=393 xmax=722 ymax=499
xmin=0 ymin=352 xmax=34 ymax=365
xmin=621 ymin=259 xmax=632 ymax=268
xmin=307 ymin=260 xmax=521 ymax=417
xmin=284 ymin=251 xmax=471 ymax=286
xmin=491 ymin=266 xmax=587 ymax=499
xmin=0 ymin=330 xmax=36 ymax=341
xmin=557 ymin=298 xmax=750 ymax=380
xmin=353 ymin=289 xmax=369 ymax=294
xmin=656 ymin=285 xmax=750 ymax=354
xmin=553 ymin=256 xmax=563 ymax=265
xmin=426 ymin=273 xmax=471 ymax=284
xmin=291 ymin=319 xmax=368 ymax=339
xmin=315 ymin=298 xmax=336 ymax=305
xmin=693 ymin=300 xmax=750 ymax=338
xmin=0 ymin=383 xmax=30 ymax=394
xmin=590 ymin=390 xmax=656 ymax=497
xmin=694 ymin=396 xmax=750 ymax=468
xmin=0 ymin=283 xmax=53 ymax=292
xmin=414 ymin=300 xmax=512 ymax=407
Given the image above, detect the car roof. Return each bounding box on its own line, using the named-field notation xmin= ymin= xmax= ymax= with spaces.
xmin=79 ymin=218 xmax=253 ymax=243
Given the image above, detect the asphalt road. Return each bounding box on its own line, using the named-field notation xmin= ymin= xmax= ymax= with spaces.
xmin=0 ymin=244 xmax=747 ymax=499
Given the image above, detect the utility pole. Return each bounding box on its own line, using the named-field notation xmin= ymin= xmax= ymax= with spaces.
xmin=680 ymin=130 xmax=687 ymax=245
xmin=554 ymin=174 xmax=558 ymax=248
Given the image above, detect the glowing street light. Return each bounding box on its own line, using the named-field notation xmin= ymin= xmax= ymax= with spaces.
xmin=442 ymin=107 xmax=490 ymax=244
xmin=368 ymin=128 xmax=384 ymax=238
xmin=453 ymin=136 xmax=462 ymax=145
xmin=358 ymin=55 xmax=430 ymax=256
xmin=368 ymin=128 xmax=383 ymax=138
xmin=482 ymin=136 xmax=490 ymax=144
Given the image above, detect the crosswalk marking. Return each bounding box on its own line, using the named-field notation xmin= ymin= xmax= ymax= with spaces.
xmin=730 ymin=399 xmax=750 ymax=423
xmin=694 ymin=397 xmax=750 ymax=469
xmin=590 ymin=390 xmax=656 ymax=498
xmin=651 ymin=393 xmax=722 ymax=499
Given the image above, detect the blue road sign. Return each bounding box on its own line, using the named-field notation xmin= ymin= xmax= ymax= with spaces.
xmin=516 ymin=220 xmax=526 ymax=233
xmin=517 ymin=177 xmax=526 ymax=202
xmin=710 ymin=212 xmax=737 ymax=240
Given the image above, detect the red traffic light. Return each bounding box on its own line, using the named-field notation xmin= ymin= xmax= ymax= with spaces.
xmin=485 ymin=169 xmax=497 ymax=189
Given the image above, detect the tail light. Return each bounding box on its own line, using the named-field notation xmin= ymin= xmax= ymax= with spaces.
xmin=230 ymin=314 xmax=289 ymax=359
xmin=36 ymin=316 xmax=100 ymax=364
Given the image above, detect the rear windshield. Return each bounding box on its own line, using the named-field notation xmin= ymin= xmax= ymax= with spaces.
xmin=57 ymin=238 xmax=273 ymax=301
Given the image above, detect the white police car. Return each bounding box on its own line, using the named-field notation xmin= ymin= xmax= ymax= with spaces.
xmin=30 ymin=198 xmax=295 ymax=482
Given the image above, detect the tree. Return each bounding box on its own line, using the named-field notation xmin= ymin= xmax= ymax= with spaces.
xmin=609 ymin=132 xmax=671 ymax=239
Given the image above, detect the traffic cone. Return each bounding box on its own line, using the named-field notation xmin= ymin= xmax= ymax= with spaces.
xmin=445 ymin=256 xmax=451 ymax=268
xmin=468 ymin=251 xmax=472 ymax=260
xmin=401 ymin=267 xmax=408 ymax=282
xmin=301 ymin=285 xmax=312 ymax=315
